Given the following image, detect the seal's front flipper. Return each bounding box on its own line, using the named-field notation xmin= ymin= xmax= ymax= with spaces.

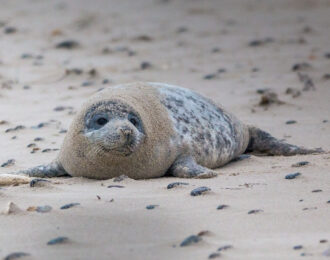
xmin=246 ymin=126 xmax=323 ymax=156
xmin=20 ymin=161 xmax=70 ymax=178
xmin=169 ymin=155 xmax=217 ymax=178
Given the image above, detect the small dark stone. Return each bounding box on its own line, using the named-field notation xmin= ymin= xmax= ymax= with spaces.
xmin=5 ymin=125 xmax=25 ymax=133
xmin=21 ymin=53 xmax=33 ymax=59
xmin=167 ymin=182 xmax=189 ymax=189
xmin=4 ymin=252 xmax=30 ymax=260
xmin=218 ymin=245 xmax=233 ymax=251
xmin=211 ymin=47 xmax=221 ymax=53
xmin=327 ymin=200 xmax=330 ymax=203
xmin=286 ymin=120 xmax=297 ymax=124
xmin=23 ymin=85 xmax=30 ymax=90
xmin=133 ymin=35 xmax=153 ymax=42
xmin=146 ymin=205 xmax=158 ymax=210
xmin=176 ymin=27 xmax=188 ymax=33
xmin=60 ymin=203 xmax=80 ymax=210
xmin=252 ymin=68 xmax=259 ymax=72
xmin=59 ymin=129 xmax=67 ymax=134
xmin=55 ymin=40 xmax=79 ymax=49
xmin=47 ymin=236 xmax=69 ymax=245
xmin=140 ymin=61 xmax=152 ymax=70
xmin=293 ymin=245 xmax=303 ymax=250
xmin=203 ymin=74 xmax=217 ymax=80
xmin=217 ymin=204 xmax=229 ymax=210
xmin=190 ymin=186 xmax=211 ymax=196
xmin=42 ymin=149 xmax=52 ymax=153
xmin=180 ymin=235 xmax=202 ymax=247
xmin=4 ymin=27 xmax=17 ymax=34
xmin=248 ymin=38 xmax=273 ymax=47
xmin=1 ymin=159 xmax=15 ymax=167
xmin=208 ymin=252 xmax=221 ymax=259
xmin=30 ymin=178 xmax=50 ymax=187
xmin=102 ymin=79 xmax=110 ymax=84
xmin=36 ymin=205 xmax=52 ymax=213
xmin=54 ymin=106 xmax=66 ymax=112
xmin=285 ymin=172 xmax=301 ymax=179
xmin=27 ymin=143 xmax=36 ymax=148
xmin=81 ymin=81 xmax=93 ymax=87
xmin=320 ymin=239 xmax=328 ymax=243
xmin=292 ymin=62 xmax=311 ymax=71
xmin=217 ymin=68 xmax=226 ymax=73
xmin=34 ymin=137 xmax=44 ymax=141
xmin=248 ymin=209 xmax=263 ymax=214
xmin=324 ymin=53 xmax=330 ymax=59
xmin=292 ymin=161 xmax=309 ymax=167
xmin=312 ymin=189 xmax=322 ymax=193
xmin=322 ymin=73 xmax=330 ymax=80
xmin=107 ymin=185 xmax=124 ymax=188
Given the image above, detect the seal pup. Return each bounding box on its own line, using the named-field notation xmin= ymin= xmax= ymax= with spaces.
xmin=16 ymin=82 xmax=322 ymax=179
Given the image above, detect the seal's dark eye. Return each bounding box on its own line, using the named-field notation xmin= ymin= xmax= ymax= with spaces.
xmin=128 ymin=113 xmax=140 ymax=128
xmin=96 ymin=117 xmax=108 ymax=126
xmin=129 ymin=117 xmax=137 ymax=126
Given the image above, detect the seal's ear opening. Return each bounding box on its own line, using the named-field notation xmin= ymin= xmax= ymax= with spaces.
xmin=18 ymin=160 xmax=70 ymax=178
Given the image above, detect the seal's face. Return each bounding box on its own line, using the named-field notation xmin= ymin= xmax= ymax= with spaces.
xmin=83 ymin=100 xmax=145 ymax=156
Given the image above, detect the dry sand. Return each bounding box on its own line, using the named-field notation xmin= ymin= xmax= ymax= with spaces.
xmin=0 ymin=0 xmax=329 ymax=259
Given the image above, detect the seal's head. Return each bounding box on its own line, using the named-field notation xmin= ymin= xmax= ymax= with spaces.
xmin=84 ymin=101 xmax=145 ymax=156
xmin=58 ymin=83 xmax=176 ymax=179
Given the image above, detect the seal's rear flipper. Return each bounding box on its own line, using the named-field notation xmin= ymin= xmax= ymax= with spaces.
xmin=168 ymin=155 xmax=217 ymax=178
xmin=20 ymin=161 xmax=70 ymax=178
xmin=246 ymin=126 xmax=323 ymax=156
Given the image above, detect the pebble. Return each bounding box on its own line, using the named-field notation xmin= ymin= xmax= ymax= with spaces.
xmin=47 ymin=236 xmax=69 ymax=245
xmin=312 ymin=189 xmax=322 ymax=193
xmin=203 ymin=74 xmax=217 ymax=80
xmin=297 ymin=72 xmax=315 ymax=91
xmin=286 ymin=120 xmax=297 ymax=124
xmin=248 ymin=209 xmax=263 ymax=214
xmin=146 ymin=205 xmax=158 ymax=210
xmin=248 ymin=38 xmax=274 ymax=47
xmin=5 ymin=125 xmax=25 ymax=133
xmin=285 ymin=172 xmax=301 ymax=179
xmin=81 ymin=81 xmax=93 ymax=87
xmin=217 ymin=204 xmax=229 ymax=210
xmin=218 ymin=245 xmax=233 ymax=251
xmin=292 ymin=62 xmax=311 ymax=71
xmin=60 ymin=203 xmax=80 ymax=210
xmin=133 ymin=35 xmax=153 ymax=42
xmin=291 ymin=161 xmax=309 ymax=167
xmin=293 ymin=245 xmax=303 ymax=250
xmin=323 ymin=73 xmax=330 ymax=80
xmin=4 ymin=27 xmax=17 ymax=34
xmin=167 ymin=182 xmax=189 ymax=189
xmin=190 ymin=186 xmax=211 ymax=196
xmin=107 ymin=185 xmax=124 ymax=188
xmin=34 ymin=137 xmax=44 ymax=141
xmin=30 ymin=178 xmax=50 ymax=187
xmin=324 ymin=53 xmax=330 ymax=59
xmin=55 ymin=40 xmax=79 ymax=49
xmin=208 ymin=252 xmax=221 ymax=259
xmin=320 ymin=239 xmax=328 ymax=243
xmin=1 ymin=159 xmax=15 ymax=167
xmin=180 ymin=235 xmax=202 ymax=247
xmin=140 ymin=61 xmax=152 ymax=70
xmin=36 ymin=205 xmax=52 ymax=213
xmin=4 ymin=252 xmax=30 ymax=260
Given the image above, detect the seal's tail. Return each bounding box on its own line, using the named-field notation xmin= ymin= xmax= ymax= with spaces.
xmin=245 ymin=126 xmax=323 ymax=156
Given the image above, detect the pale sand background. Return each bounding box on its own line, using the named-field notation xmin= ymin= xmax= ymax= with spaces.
xmin=0 ymin=0 xmax=329 ymax=259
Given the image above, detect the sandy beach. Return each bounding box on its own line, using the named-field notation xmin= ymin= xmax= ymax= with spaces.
xmin=0 ymin=0 xmax=329 ymax=259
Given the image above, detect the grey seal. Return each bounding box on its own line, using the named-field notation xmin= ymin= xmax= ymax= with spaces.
xmin=18 ymin=82 xmax=322 ymax=179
